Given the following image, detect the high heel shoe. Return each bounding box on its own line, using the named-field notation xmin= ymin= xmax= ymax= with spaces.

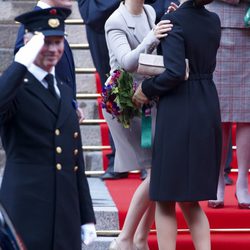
xmin=235 ymin=194 xmax=250 ymax=209
xmin=109 ymin=239 xmax=120 ymax=250
xmin=208 ymin=200 xmax=224 ymax=208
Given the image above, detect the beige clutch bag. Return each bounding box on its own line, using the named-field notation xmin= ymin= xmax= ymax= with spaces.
xmin=137 ymin=53 xmax=165 ymax=76
xmin=137 ymin=53 xmax=189 ymax=80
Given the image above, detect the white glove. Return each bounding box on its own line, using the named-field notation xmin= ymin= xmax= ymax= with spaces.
xmin=81 ymin=223 xmax=97 ymax=245
xmin=14 ymin=33 xmax=45 ymax=68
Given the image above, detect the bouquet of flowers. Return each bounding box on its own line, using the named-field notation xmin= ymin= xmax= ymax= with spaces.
xmin=101 ymin=68 xmax=141 ymax=128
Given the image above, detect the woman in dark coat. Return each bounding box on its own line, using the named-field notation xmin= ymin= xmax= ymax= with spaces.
xmin=133 ymin=0 xmax=222 ymax=248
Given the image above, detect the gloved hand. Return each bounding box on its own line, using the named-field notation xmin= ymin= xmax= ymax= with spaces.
xmin=14 ymin=33 xmax=45 ymax=68
xmin=81 ymin=223 xmax=97 ymax=245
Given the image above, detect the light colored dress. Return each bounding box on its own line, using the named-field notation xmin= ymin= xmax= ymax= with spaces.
xmin=103 ymin=2 xmax=159 ymax=172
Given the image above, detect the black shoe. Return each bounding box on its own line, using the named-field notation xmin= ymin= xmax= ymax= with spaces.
xmin=224 ymin=173 xmax=233 ymax=185
xmin=100 ymin=171 xmax=128 ymax=180
xmin=140 ymin=169 xmax=147 ymax=180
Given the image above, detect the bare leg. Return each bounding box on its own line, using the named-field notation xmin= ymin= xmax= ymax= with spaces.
xmin=134 ymin=202 xmax=155 ymax=250
xmin=179 ymin=202 xmax=211 ymax=250
xmin=236 ymin=122 xmax=250 ymax=204
xmin=114 ymin=172 xmax=152 ymax=249
xmin=155 ymin=201 xmax=177 ymax=250
xmin=209 ymin=122 xmax=231 ymax=205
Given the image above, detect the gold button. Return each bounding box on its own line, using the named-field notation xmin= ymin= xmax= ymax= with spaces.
xmin=74 ymin=166 xmax=78 ymax=172
xmin=56 ymin=163 xmax=62 ymax=170
xmin=74 ymin=132 xmax=79 ymax=138
xmin=55 ymin=129 xmax=60 ymax=136
xmin=74 ymin=149 xmax=78 ymax=155
xmin=56 ymin=147 xmax=62 ymax=154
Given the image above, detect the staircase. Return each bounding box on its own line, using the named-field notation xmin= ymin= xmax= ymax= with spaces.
xmin=0 ymin=1 xmax=250 ymax=250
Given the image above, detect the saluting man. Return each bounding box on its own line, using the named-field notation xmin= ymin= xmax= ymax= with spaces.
xmin=0 ymin=7 xmax=96 ymax=250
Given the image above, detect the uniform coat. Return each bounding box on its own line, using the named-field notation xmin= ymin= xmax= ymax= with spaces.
xmin=207 ymin=0 xmax=250 ymax=122
xmin=0 ymin=62 xmax=95 ymax=250
xmin=142 ymin=1 xmax=222 ymax=201
xmin=14 ymin=5 xmax=76 ymax=97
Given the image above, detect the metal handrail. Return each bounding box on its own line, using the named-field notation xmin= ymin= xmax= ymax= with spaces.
xmin=96 ymin=228 xmax=250 ymax=236
xmin=76 ymin=93 xmax=101 ymax=99
xmin=82 ymin=146 xmax=111 ymax=151
xmin=81 ymin=119 xmax=106 ymax=125
xmin=75 ymin=68 xmax=96 ymax=74
xmin=70 ymin=43 xmax=89 ymax=50
xmin=65 ymin=19 xmax=84 ymax=25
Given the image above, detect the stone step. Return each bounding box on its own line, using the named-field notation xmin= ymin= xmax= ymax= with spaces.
xmin=85 ymin=178 xmax=119 ymax=249
xmin=82 ymin=237 xmax=113 ymax=250
xmin=88 ymin=178 xmax=119 ymax=230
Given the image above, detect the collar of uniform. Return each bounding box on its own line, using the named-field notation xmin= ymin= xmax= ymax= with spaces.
xmin=28 ymin=63 xmax=55 ymax=85
xmin=37 ymin=1 xmax=51 ymax=9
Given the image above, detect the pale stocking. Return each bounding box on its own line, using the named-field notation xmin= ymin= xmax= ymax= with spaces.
xmin=134 ymin=202 xmax=155 ymax=250
xmin=155 ymin=201 xmax=177 ymax=250
xmin=179 ymin=202 xmax=211 ymax=250
xmin=236 ymin=123 xmax=250 ymax=203
xmin=210 ymin=122 xmax=231 ymax=202
xmin=116 ymin=171 xmax=152 ymax=250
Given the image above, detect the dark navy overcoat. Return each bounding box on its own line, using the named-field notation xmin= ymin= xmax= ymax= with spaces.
xmin=142 ymin=1 xmax=222 ymax=202
xmin=0 ymin=62 xmax=95 ymax=250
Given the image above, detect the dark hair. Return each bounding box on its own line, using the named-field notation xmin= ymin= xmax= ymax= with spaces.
xmin=194 ymin=0 xmax=214 ymax=7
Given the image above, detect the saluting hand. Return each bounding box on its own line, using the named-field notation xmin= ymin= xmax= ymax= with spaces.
xmin=14 ymin=33 xmax=44 ymax=68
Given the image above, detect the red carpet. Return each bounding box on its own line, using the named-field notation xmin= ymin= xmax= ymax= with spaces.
xmin=105 ymin=173 xmax=250 ymax=250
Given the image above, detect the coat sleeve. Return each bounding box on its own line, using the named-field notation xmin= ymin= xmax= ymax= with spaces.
xmin=76 ymin=137 xmax=96 ymax=225
xmin=142 ymin=15 xmax=186 ymax=98
xmin=105 ymin=14 xmax=159 ymax=72
xmin=77 ymin=0 xmax=120 ymax=33
xmin=0 ymin=62 xmax=27 ymax=124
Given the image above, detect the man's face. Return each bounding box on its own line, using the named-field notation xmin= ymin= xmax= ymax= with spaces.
xmin=34 ymin=36 xmax=64 ymax=72
xmin=50 ymin=0 xmax=73 ymax=9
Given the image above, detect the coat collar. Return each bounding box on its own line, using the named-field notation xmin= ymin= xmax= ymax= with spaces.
xmin=178 ymin=0 xmax=205 ymax=10
xmin=118 ymin=2 xmax=155 ymax=43
xmin=24 ymin=72 xmax=73 ymax=127
xmin=24 ymin=71 xmax=59 ymax=116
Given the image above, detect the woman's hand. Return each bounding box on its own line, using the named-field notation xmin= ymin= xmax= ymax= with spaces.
xmin=132 ymin=84 xmax=149 ymax=108
xmin=154 ymin=20 xmax=173 ymax=39
xmin=166 ymin=2 xmax=179 ymax=13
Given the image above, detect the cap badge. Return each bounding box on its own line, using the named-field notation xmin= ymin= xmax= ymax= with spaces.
xmin=48 ymin=18 xmax=60 ymax=28
xmin=50 ymin=9 xmax=57 ymax=15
